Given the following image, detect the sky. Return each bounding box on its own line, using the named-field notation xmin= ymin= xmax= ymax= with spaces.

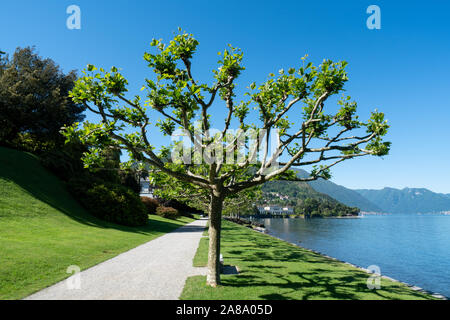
xmin=1 ymin=0 xmax=450 ymax=193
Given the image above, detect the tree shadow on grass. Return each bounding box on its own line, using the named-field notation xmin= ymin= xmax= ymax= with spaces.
xmin=214 ymin=221 xmax=431 ymax=300
xmin=219 ymin=266 xmax=429 ymax=300
xmin=171 ymin=225 xmax=206 ymax=233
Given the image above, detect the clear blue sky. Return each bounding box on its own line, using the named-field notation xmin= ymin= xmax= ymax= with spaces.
xmin=1 ymin=0 xmax=450 ymax=193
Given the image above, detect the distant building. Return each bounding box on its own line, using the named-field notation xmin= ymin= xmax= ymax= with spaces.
xmin=256 ymin=205 xmax=294 ymax=215
xmin=140 ymin=178 xmax=156 ymax=198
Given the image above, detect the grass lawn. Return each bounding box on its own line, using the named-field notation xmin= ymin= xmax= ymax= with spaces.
xmin=181 ymin=220 xmax=435 ymax=300
xmin=0 ymin=147 xmax=196 ymax=300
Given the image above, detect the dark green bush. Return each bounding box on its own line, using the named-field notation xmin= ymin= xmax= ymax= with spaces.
xmin=68 ymin=176 xmax=148 ymax=226
xmin=158 ymin=198 xmax=204 ymax=216
xmin=4 ymin=132 xmax=59 ymax=154
xmin=40 ymin=144 xmax=86 ymax=181
xmin=120 ymin=171 xmax=141 ymax=194
xmin=156 ymin=206 xmax=180 ymax=220
xmin=182 ymin=212 xmax=195 ymax=219
xmin=141 ymin=197 xmax=160 ymax=215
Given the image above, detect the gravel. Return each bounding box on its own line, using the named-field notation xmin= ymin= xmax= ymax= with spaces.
xmin=25 ymin=218 xmax=208 ymax=300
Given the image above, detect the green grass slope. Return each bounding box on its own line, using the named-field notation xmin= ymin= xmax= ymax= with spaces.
xmin=181 ymin=220 xmax=434 ymax=300
xmin=0 ymin=147 xmax=195 ymax=300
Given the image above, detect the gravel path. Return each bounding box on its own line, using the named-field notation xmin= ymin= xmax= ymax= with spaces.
xmin=25 ymin=218 xmax=208 ymax=300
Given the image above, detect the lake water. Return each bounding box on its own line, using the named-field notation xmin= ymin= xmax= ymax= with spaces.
xmin=257 ymin=214 xmax=450 ymax=298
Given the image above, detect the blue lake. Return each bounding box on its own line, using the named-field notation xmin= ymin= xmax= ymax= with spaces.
xmin=257 ymin=214 xmax=450 ymax=298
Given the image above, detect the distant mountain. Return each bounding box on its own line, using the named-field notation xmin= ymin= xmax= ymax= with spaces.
xmin=293 ymin=169 xmax=382 ymax=212
xmin=355 ymin=188 xmax=450 ymax=214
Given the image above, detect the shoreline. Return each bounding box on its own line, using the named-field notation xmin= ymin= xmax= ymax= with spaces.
xmin=253 ymin=224 xmax=447 ymax=300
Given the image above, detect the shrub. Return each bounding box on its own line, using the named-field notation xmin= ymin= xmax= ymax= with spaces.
xmin=141 ymin=197 xmax=160 ymax=215
xmin=158 ymin=198 xmax=204 ymax=216
xmin=40 ymin=145 xmax=86 ymax=181
xmin=6 ymin=132 xmax=58 ymax=154
xmin=68 ymin=176 xmax=148 ymax=226
xmin=182 ymin=212 xmax=195 ymax=219
xmin=120 ymin=171 xmax=141 ymax=194
xmin=156 ymin=206 xmax=180 ymax=220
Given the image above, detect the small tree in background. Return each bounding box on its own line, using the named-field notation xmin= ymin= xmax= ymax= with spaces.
xmin=65 ymin=30 xmax=390 ymax=287
xmin=151 ymin=173 xmax=260 ymax=219
xmin=222 ymin=188 xmax=261 ymax=218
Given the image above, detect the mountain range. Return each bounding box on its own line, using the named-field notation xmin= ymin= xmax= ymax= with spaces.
xmin=292 ymin=169 xmax=450 ymax=214
xmin=294 ymin=169 xmax=382 ymax=212
xmin=355 ymin=188 xmax=450 ymax=214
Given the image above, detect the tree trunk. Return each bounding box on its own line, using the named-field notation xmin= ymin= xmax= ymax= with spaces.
xmin=206 ymin=190 xmax=223 ymax=287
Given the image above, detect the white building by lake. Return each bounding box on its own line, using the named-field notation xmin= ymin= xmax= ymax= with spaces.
xmin=257 ymin=205 xmax=294 ymax=215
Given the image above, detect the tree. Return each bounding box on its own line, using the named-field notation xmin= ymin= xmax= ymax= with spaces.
xmin=64 ymin=29 xmax=390 ymax=287
xmin=0 ymin=50 xmax=8 ymax=137
xmin=0 ymin=50 xmax=6 ymax=69
xmin=0 ymin=47 xmax=85 ymax=150
xmin=152 ymin=176 xmax=260 ymax=219
xmin=222 ymin=188 xmax=262 ymax=218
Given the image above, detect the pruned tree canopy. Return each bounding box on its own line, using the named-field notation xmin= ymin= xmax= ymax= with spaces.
xmin=64 ymin=29 xmax=390 ymax=286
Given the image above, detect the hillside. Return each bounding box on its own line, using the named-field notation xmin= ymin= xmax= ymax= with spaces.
xmin=292 ymin=169 xmax=382 ymax=212
xmin=0 ymin=147 xmax=195 ymax=299
xmin=356 ymin=187 xmax=450 ymax=214
xmin=261 ymin=180 xmax=360 ymax=217
xmin=286 ymin=168 xmax=450 ymax=214
xmin=262 ymin=180 xmax=339 ymax=204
